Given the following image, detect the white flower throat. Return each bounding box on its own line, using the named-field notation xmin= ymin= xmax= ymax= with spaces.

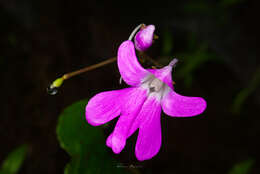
xmin=149 ymin=78 xmax=164 ymax=93
xmin=141 ymin=75 xmax=168 ymax=100
xmin=140 ymin=59 xmax=178 ymax=100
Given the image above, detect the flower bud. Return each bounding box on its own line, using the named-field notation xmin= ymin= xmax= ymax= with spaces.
xmin=134 ymin=25 xmax=155 ymax=51
xmin=52 ymin=77 xmax=64 ymax=88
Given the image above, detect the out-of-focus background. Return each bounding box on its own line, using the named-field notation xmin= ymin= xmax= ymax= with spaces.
xmin=0 ymin=0 xmax=259 ymax=173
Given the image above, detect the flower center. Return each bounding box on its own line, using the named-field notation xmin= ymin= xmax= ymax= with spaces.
xmin=149 ymin=78 xmax=164 ymax=93
xmin=141 ymin=74 xmax=167 ymax=100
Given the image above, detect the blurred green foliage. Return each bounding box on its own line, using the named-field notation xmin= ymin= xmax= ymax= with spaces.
xmin=160 ymin=27 xmax=219 ymax=88
xmin=232 ymin=67 xmax=260 ymax=114
xmin=221 ymin=0 xmax=246 ymax=7
xmin=0 ymin=56 xmax=3 ymax=67
xmin=162 ymin=29 xmax=174 ymax=56
xmin=161 ymin=31 xmax=217 ymax=88
xmin=56 ymin=99 xmax=129 ymax=174
xmin=176 ymin=44 xmax=213 ymax=87
xmin=183 ymin=1 xmax=211 ymax=14
xmin=0 ymin=145 xmax=28 ymax=174
xmin=228 ymin=159 xmax=254 ymax=174
xmin=7 ymin=34 xmax=17 ymax=47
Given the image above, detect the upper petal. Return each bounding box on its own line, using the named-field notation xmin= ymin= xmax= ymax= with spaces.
xmin=85 ymin=88 xmax=132 ymax=126
xmin=134 ymin=97 xmax=162 ymax=161
xmin=146 ymin=59 xmax=178 ymax=90
xmin=147 ymin=67 xmax=173 ymax=90
xmin=134 ymin=25 xmax=155 ymax=51
xmin=107 ymin=87 xmax=148 ymax=154
xmin=117 ymin=40 xmax=149 ymax=86
xmin=147 ymin=58 xmax=178 ymax=90
xmin=161 ymin=88 xmax=207 ymax=117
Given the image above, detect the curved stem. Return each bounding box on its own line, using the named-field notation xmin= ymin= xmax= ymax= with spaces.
xmin=128 ymin=24 xmax=143 ymax=41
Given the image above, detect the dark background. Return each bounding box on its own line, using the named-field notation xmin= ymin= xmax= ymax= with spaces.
xmin=0 ymin=0 xmax=259 ymax=173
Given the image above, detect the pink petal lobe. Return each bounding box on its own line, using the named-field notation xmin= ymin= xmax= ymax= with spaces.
xmin=147 ymin=67 xmax=174 ymax=90
xmin=108 ymin=88 xmax=148 ymax=154
xmin=161 ymin=89 xmax=207 ymax=117
xmin=117 ymin=40 xmax=149 ymax=86
xmin=134 ymin=25 xmax=155 ymax=51
xmin=135 ymin=97 xmax=162 ymax=161
xmin=85 ymin=88 xmax=132 ymax=126
xmin=106 ymin=133 xmax=113 ymax=148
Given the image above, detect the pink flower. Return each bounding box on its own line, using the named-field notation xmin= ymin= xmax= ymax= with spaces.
xmin=85 ymin=40 xmax=207 ymax=161
xmin=134 ymin=25 xmax=155 ymax=51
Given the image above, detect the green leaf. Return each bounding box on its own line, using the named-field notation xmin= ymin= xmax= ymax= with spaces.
xmin=57 ymin=99 xmax=104 ymax=156
xmin=228 ymin=159 xmax=254 ymax=174
xmin=0 ymin=144 xmax=28 ymax=174
xmin=57 ymin=99 xmax=129 ymax=174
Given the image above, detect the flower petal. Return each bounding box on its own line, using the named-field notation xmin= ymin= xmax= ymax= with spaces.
xmin=134 ymin=25 xmax=155 ymax=51
xmin=161 ymin=89 xmax=207 ymax=117
xmin=117 ymin=40 xmax=149 ymax=86
xmin=147 ymin=66 xmax=174 ymax=90
xmin=85 ymin=88 xmax=132 ymax=126
xmin=106 ymin=133 xmax=113 ymax=148
xmin=134 ymin=97 xmax=162 ymax=161
xmin=107 ymin=87 xmax=148 ymax=154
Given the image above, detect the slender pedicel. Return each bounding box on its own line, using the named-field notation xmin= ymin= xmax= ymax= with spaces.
xmin=62 ymin=57 xmax=117 ymax=80
xmin=47 ymin=57 xmax=117 ymax=95
xmin=128 ymin=24 xmax=144 ymax=41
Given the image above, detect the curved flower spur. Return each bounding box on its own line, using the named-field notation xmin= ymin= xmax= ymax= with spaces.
xmin=85 ymin=24 xmax=207 ymax=161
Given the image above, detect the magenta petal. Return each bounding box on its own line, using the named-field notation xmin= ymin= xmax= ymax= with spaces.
xmin=147 ymin=67 xmax=174 ymax=90
xmin=131 ymin=97 xmax=161 ymax=161
xmin=108 ymin=88 xmax=148 ymax=154
xmin=161 ymin=89 xmax=207 ymax=117
xmin=106 ymin=133 xmax=113 ymax=148
xmin=134 ymin=25 xmax=155 ymax=51
xmin=85 ymin=88 xmax=132 ymax=126
xmin=117 ymin=40 xmax=149 ymax=86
